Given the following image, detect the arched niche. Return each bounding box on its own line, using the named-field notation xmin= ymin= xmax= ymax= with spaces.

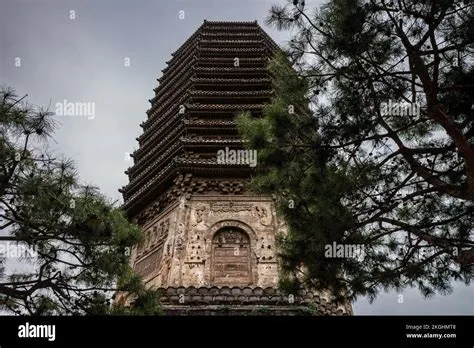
xmin=210 ymin=226 xmax=252 ymax=286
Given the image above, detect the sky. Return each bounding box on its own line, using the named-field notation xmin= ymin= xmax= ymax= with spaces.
xmin=1 ymin=0 xmax=472 ymax=315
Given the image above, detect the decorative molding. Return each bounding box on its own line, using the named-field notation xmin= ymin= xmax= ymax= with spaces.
xmin=210 ymin=202 xmax=252 ymax=214
xmin=208 ymin=220 xmax=257 ymax=241
xmin=154 ymin=286 xmax=352 ymax=316
xmin=213 ymin=229 xmax=249 ymax=245
xmin=136 ymin=175 xmax=250 ymax=225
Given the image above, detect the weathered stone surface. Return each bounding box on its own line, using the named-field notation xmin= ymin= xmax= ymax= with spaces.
xmin=269 ymin=296 xmax=282 ymax=304
xmin=237 ymin=295 xmax=248 ymax=302
xmin=263 ymin=287 xmax=275 ymax=296
xmin=242 ymin=287 xmax=253 ymax=295
xmin=203 ymin=296 xmax=213 ymax=302
xmin=154 ymin=285 xmax=351 ymax=315
xmin=231 ymin=287 xmax=242 ymax=296
xmin=156 ymin=288 xmax=167 ymax=297
xmin=130 ymin=196 xmax=282 ymax=289
xmin=198 ymin=287 xmax=209 ymax=295
xmin=166 ymin=288 xmax=177 ymax=295
xmin=300 ymin=298 xmax=311 ymax=305
xmin=124 ymin=189 xmax=353 ymax=315
xmin=220 ymin=287 xmax=231 ymax=295
xmin=169 ymin=295 xmax=179 ymax=302
xmin=209 ymin=286 xmax=220 ymax=295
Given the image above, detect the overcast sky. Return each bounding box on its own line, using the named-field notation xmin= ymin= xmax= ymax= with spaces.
xmin=1 ymin=0 xmax=472 ymax=315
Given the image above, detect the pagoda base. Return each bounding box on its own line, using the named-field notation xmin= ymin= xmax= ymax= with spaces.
xmin=156 ymin=286 xmax=352 ymax=316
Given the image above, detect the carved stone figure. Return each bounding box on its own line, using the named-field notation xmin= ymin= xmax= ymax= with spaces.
xmin=254 ymin=205 xmax=272 ymax=225
xmin=196 ymin=205 xmax=205 ymax=222
xmin=159 ymin=257 xmax=171 ymax=286
xmin=176 ymin=236 xmax=184 ymax=251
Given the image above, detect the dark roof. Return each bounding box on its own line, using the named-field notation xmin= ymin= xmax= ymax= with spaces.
xmin=121 ymin=21 xmax=282 ymax=217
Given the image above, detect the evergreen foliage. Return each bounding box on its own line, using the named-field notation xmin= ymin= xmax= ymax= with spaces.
xmin=238 ymin=0 xmax=474 ymax=303
xmin=0 ymin=87 xmax=161 ymax=315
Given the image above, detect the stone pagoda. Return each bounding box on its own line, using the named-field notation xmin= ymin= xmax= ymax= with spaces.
xmin=120 ymin=20 xmax=352 ymax=315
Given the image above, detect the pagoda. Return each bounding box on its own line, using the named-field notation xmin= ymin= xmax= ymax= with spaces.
xmin=120 ymin=20 xmax=352 ymax=315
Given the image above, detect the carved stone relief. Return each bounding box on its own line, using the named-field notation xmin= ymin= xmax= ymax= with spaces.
xmin=135 ymin=174 xmax=250 ymax=225
xmin=168 ymin=257 xmax=181 ymax=286
xmin=158 ymin=256 xmax=172 ymax=286
xmin=209 ymin=202 xmax=252 ymax=214
xmin=253 ymin=205 xmax=272 ymax=226
xmin=175 ymin=222 xmax=185 ymax=252
xmin=192 ymin=203 xmax=208 ymax=227
xmin=136 ymin=218 xmax=170 ymax=258
xmin=157 ymin=237 xmax=174 ymax=286
xmin=134 ymin=196 xmax=283 ymax=289
xmin=134 ymin=246 xmax=163 ymax=278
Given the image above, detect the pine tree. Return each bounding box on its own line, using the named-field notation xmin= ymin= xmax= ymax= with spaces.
xmin=237 ymin=0 xmax=474 ymax=303
xmin=0 ymin=87 xmax=160 ymax=315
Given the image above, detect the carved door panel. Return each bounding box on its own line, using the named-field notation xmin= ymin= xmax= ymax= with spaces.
xmin=211 ymin=228 xmax=251 ymax=285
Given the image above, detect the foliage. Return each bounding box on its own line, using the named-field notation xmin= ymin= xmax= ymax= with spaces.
xmin=238 ymin=0 xmax=474 ymax=303
xmin=0 ymin=87 xmax=160 ymax=315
